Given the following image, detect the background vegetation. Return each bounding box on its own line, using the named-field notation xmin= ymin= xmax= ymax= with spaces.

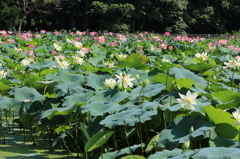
xmin=1 ymin=0 xmax=240 ymax=34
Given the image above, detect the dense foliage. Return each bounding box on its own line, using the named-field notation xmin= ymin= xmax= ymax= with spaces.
xmin=1 ymin=31 xmax=240 ymax=158
xmin=1 ymin=0 xmax=240 ymax=33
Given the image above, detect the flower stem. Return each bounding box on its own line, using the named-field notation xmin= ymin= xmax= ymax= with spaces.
xmin=200 ymin=59 xmax=203 ymax=76
xmin=238 ymin=128 xmax=240 ymax=147
xmin=231 ymin=69 xmax=235 ymax=88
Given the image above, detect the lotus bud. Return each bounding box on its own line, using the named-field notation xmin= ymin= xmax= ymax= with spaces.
xmin=142 ymin=78 xmax=150 ymax=87
xmin=189 ymin=126 xmax=194 ymax=133
xmin=134 ymin=74 xmax=140 ymax=81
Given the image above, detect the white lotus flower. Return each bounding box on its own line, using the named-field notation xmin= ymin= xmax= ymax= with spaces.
xmin=20 ymin=59 xmax=31 ymax=66
xmin=105 ymin=62 xmax=114 ymax=68
xmin=72 ymin=55 xmax=84 ymax=65
xmin=224 ymin=59 xmax=240 ymax=70
xmin=0 ymin=70 xmax=7 ymax=79
xmin=115 ymin=73 xmax=135 ymax=88
xmin=66 ymin=38 xmax=73 ymax=43
xmin=103 ymin=78 xmax=117 ymax=89
xmin=74 ymin=41 xmax=82 ymax=49
xmin=162 ymin=58 xmax=170 ymax=63
xmin=177 ymin=90 xmax=198 ymax=110
xmin=77 ymin=50 xmax=86 ymax=57
xmin=232 ymin=109 xmax=240 ymax=126
xmin=119 ymin=54 xmax=127 ymax=59
xmin=57 ymin=60 xmax=70 ymax=69
xmin=195 ymin=52 xmax=209 ymax=60
xmin=53 ymin=43 xmax=62 ymax=51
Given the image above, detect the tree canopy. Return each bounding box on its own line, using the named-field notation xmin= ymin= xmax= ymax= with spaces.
xmin=1 ymin=0 xmax=240 ymax=33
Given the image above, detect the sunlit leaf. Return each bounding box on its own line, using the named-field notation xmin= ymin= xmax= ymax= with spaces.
xmin=118 ymin=54 xmax=149 ymax=70
xmin=204 ymin=105 xmax=238 ymax=140
xmin=84 ymin=130 xmax=114 ymax=152
xmin=170 ymin=67 xmax=208 ymax=88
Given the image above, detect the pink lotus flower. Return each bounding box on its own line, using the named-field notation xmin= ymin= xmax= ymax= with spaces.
xmin=54 ymin=31 xmax=59 ymax=35
xmin=165 ymin=32 xmax=171 ymax=36
xmin=82 ymin=47 xmax=89 ymax=53
xmin=117 ymin=34 xmax=127 ymax=42
xmin=110 ymin=42 xmax=116 ymax=47
xmin=168 ymin=46 xmax=173 ymax=50
xmin=76 ymin=31 xmax=85 ymax=36
xmin=160 ymin=43 xmax=167 ymax=50
xmin=40 ymin=30 xmax=46 ymax=34
xmin=51 ymin=51 xmax=57 ymax=55
xmin=1 ymin=31 xmax=8 ymax=37
xmin=90 ymin=32 xmax=97 ymax=36
xmin=29 ymin=45 xmax=34 ymax=49
xmin=8 ymin=39 xmax=14 ymax=44
xmin=153 ymin=36 xmax=161 ymax=42
xmin=97 ymin=36 xmax=105 ymax=44
xmin=55 ymin=54 xmax=65 ymax=61
xmin=75 ymin=37 xmax=80 ymax=41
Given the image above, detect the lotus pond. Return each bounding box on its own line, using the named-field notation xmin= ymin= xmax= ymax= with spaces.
xmin=1 ymin=31 xmax=240 ymax=158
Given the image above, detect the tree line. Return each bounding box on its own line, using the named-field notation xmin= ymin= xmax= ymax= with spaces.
xmin=1 ymin=0 xmax=240 ymax=34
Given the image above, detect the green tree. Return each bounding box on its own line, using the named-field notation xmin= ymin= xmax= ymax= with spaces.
xmin=89 ymin=1 xmax=135 ymax=32
xmin=0 ymin=0 xmax=19 ymax=30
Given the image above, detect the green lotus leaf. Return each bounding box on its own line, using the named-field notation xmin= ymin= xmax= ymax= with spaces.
xmin=0 ymin=81 xmax=11 ymax=91
xmin=57 ymin=72 xmax=85 ymax=84
xmin=11 ymin=86 xmax=45 ymax=111
xmin=88 ymin=57 xmax=102 ymax=67
xmin=119 ymin=155 xmax=146 ymax=159
xmin=81 ymin=101 xmax=122 ymax=116
xmin=184 ymin=62 xmax=212 ymax=72
xmin=192 ymin=147 xmax=240 ymax=159
xmin=86 ymin=73 xmax=112 ymax=90
xmin=90 ymin=89 xmax=130 ymax=103
xmin=148 ymin=149 xmax=192 ymax=159
xmin=99 ymin=144 xmax=143 ymax=159
xmin=220 ymin=47 xmax=233 ymax=53
xmin=125 ymin=68 xmax=149 ymax=81
xmin=118 ymin=53 xmax=149 ymax=70
xmin=141 ymin=100 xmax=160 ymax=115
xmin=169 ymin=67 xmax=208 ymax=88
xmin=91 ymin=45 xmax=106 ymax=58
xmin=174 ymin=78 xmax=194 ymax=89
xmin=145 ymin=134 xmax=159 ymax=154
xmin=158 ymin=116 xmax=216 ymax=150
xmin=204 ymin=105 xmax=238 ymax=140
xmin=211 ymin=90 xmax=240 ymax=109
xmin=129 ymin=83 xmax=165 ymax=100
xmin=62 ymin=93 xmax=91 ymax=107
xmin=209 ymin=138 xmax=238 ymax=147
xmin=36 ymin=103 xmax=83 ymax=120
xmin=0 ymin=96 xmax=12 ymax=110
xmin=212 ymin=90 xmax=238 ymax=103
xmin=100 ymin=108 xmax=156 ymax=129
xmin=24 ymin=61 xmax=58 ymax=71
xmin=54 ymin=82 xmax=91 ymax=96
xmin=82 ymin=64 xmax=99 ymax=73
xmin=84 ymin=130 xmax=114 ymax=152
xmin=153 ymin=73 xmax=175 ymax=91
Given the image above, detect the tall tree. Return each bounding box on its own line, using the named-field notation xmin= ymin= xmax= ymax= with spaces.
xmin=0 ymin=0 xmax=19 ymax=30
xmin=17 ymin=0 xmax=60 ymax=32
